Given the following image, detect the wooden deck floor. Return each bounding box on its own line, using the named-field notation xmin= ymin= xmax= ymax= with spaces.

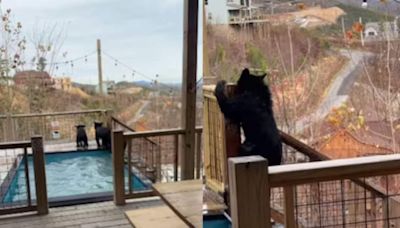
xmin=0 ymin=197 xmax=163 ymax=228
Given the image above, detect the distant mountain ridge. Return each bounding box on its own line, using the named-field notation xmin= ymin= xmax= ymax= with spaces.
xmin=72 ymin=80 xmax=181 ymax=93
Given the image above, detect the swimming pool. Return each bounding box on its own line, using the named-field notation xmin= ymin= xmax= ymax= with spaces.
xmin=203 ymin=214 xmax=284 ymax=228
xmin=2 ymin=150 xmax=150 ymax=204
xmin=203 ymin=214 xmax=231 ymax=228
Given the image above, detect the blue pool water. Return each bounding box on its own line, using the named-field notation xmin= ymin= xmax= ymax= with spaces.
xmin=203 ymin=215 xmax=231 ymax=228
xmin=2 ymin=150 xmax=149 ymax=203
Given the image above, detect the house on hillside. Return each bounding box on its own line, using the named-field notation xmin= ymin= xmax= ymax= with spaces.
xmin=0 ymin=76 xmax=15 ymax=86
xmin=96 ymin=80 xmax=115 ymax=95
xmin=313 ymin=121 xmax=400 ymax=159
xmin=364 ymin=18 xmax=399 ymax=41
xmin=14 ymin=70 xmax=55 ymax=89
xmin=205 ymin=0 xmax=267 ymax=25
xmin=54 ymin=77 xmax=72 ymax=91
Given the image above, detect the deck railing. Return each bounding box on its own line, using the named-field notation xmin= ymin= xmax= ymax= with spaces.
xmin=0 ymin=110 xmax=111 ymax=145
xmin=229 ymin=154 xmax=400 ymax=228
xmin=111 ymin=125 xmax=203 ymax=205
xmin=203 ymin=84 xmax=400 ymax=226
xmin=0 ymin=137 xmax=48 ymax=216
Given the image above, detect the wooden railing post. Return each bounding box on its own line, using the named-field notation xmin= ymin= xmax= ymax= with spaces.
xmin=31 ymin=136 xmax=48 ymax=215
xmin=195 ymin=132 xmax=201 ymax=179
xmin=284 ymin=186 xmax=296 ymax=228
xmin=105 ymin=110 xmax=112 ymax=130
xmin=228 ymin=156 xmax=271 ymax=228
xmin=112 ymin=130 xmax=125 ymax=205
xmin=383 ymin=197 xmax=390 ymax=228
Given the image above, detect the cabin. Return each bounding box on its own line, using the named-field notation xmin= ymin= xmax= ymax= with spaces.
xmin=14 ymin=70 xmax=55 ymax=89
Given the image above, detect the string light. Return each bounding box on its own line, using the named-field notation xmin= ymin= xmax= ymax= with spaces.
xmin=52 ymin=50 xmax=96 ymax=65
xmin=102 ymin=50 xmax=177 ymax=91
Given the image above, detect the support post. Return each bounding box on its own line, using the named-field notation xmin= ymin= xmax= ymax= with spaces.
xmin=284 ymin=186 xmax=296 ymax=228
xmin=112 ymin=130 xmax=125 ymax=205
xmin=104 ymin=110 xmax=112 ymax=130
xmin=228 ymin=156 xmax=271 ymax=228
xmin=31 ymin=136 xmax=48 ymax=215
xmin=180 ymin=0 xmax=199 ymax=180
xmin=195 ymin=132 xmax=201 ymax=179
xmin=97 ymin=39 xmax=104 ymax=95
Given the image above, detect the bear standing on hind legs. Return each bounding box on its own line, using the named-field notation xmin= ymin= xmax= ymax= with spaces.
xmin=214 ymin=68 xmax=282 ymax=166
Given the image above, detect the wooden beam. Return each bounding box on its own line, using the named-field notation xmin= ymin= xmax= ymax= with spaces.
xmin=202 ymin=1 xmax=210 ymax=78
xmin=112 ymin=130 xmax=125 ymax=205
xmin=181 ymin=0 xmax=199 ymax=180
xmin=269 ymin=154 xmax=400 ymax=187
xmin=31 ymin=136 xmax=48 ymax=215
xmin=124 ymin=128 xmax=186 ymax=139
xmin=228 ymin=156 xmax=271 ymax=228
xmin=0 ymin=141 xmax=31 ymax=150
xmin=3 ymin=109 xmax=110 ymax=118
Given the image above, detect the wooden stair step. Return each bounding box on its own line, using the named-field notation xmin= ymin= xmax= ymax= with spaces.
xmin=125 ymin=205 xmax=189 ymax=228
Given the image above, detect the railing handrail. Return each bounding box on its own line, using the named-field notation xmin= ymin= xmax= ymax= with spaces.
xmin=0 ymin=109 xmax=111 ymax=119
xmin=123 ymin=126 xmax=203 ymax=139
xmin=279 ymin=131 xmax=329 ymax=161
xmin=0 ymin=141 xmax=31 ymax=150
xmin=279 ymin=130 xmax=387 ymax=197
xmin=111 ymin=116 xmax=136 ymax=132
xmin=269 ymin=153 xmax=400 ymax=187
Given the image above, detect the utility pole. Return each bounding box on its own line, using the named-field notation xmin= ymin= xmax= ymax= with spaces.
xmin=97 ymin=39 xmax=104 ymax=95
xmin=359 ymin=17 xmax=365 ymax=47
xmin=270 ymin=0 xmax=274 ymax=15
xmin=155 ymin=74 xmax=159 ymax=129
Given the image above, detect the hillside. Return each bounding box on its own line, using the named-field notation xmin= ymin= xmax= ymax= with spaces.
xmin=206 ymin=24 xmax=348 ymax=130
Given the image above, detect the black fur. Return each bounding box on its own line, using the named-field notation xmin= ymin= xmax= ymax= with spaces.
xmin=214 ymin=68 xmax=282 ymax=166
xmin=76 ymin=125 xmax=88 ymax=150
xmin=94 ymin=122 xmax=111 ymax=150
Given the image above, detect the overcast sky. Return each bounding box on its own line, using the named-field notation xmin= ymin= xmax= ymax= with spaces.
xmin=2 ymin=0 xmax=203 ymax=84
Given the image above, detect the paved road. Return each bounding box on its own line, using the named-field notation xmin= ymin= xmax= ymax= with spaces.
xmin=127 ymin=100 xmax=150 ymax=127
xmin=293 ymin=49 xmax=372 ymax=133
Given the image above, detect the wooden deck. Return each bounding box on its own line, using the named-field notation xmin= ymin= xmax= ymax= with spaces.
xmin=153 ymin=180 xmax=202 ymax=228
xmin=0 ymin=197 xmax=162 ymax=228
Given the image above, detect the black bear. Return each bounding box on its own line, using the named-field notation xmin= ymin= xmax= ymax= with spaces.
xmin=76 ymin=124 xmax=89 ymax=150
xmin=94 ymin=121 xmax=111 ymax=150
xmin=214 ymin=68 xmax=282 ymax=166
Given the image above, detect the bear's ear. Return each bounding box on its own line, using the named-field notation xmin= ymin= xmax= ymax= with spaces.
xmin=241 ymin=68 xmax=250 ymax=77
xmin=261 ymin=73 xmax=267 ymax=80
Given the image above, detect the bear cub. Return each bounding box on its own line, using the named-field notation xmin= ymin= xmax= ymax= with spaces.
xmin=76 ymin=124 xmax=89 ymax=150
xmin=94 ymin=121 xmax=111 ymax=150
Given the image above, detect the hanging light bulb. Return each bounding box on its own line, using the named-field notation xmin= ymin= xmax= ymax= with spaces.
xmin=84 ymin=56 xmax=88 ymax=62
xmin=362 ymin=0 xmax=368 ymax=8
xmin=114 ymin=61 xmax=118 ymax=66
